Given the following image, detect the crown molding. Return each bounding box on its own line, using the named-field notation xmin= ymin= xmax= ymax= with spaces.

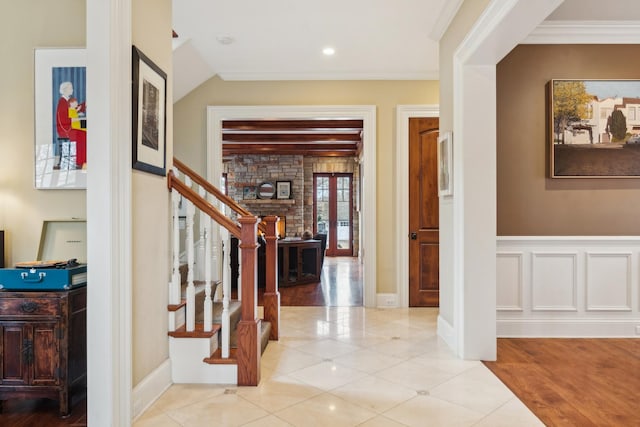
xmin=429 ymin=0 xmax=464 ymax=41
xmin=524 ymin=20 xmax=640 ymax=44
xmin=216 ymin=70 xmax=440 ymax=81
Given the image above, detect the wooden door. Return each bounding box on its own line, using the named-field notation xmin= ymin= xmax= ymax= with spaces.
xmin=409 ymin=118 xmax=439 ymax=306
xmin=314 ymin=173 xmax=353 ymax=256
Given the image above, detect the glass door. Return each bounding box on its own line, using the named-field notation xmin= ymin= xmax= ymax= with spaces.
xmin=314 ymin=173 xmax=353 ymax=256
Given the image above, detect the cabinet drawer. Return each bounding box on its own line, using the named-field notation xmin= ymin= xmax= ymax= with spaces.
xmin=0 ymin=298 xmax=60 ymax=317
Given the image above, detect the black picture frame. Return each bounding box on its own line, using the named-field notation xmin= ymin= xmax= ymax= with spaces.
xmin=132 ymin=46 xmax=167 ymax=176
xmin=276 ymin=181 xmax=292 ymax=199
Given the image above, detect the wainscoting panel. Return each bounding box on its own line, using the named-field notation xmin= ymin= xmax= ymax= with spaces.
xmin=497 ymin=237 xmax=640 ymax=337
xmin=496 ymin=252 xmax=523 ymax=311
xmin=586 ymin=252 xmax=632 ymax=312
xmin=531 ymin=252 xmax=577 ymax=311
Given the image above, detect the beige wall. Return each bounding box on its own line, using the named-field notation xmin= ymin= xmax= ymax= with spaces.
xmin=131 ymin=0 xmax=173 ymax=385
xmin=497 ymin=44 xmax=640 ymax=236
xmin=174 ymin=78 xmax=439 ymax=293
xmin=0 ymin=1 xmax=87 ymax=265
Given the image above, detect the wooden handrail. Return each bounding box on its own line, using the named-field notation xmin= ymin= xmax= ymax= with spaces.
xmin=172 ymin=158 xmax=266 ymax=234
xmin=167 ymin=170 xmax=242 ymax=238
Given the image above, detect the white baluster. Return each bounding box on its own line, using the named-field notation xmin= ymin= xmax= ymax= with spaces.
xmin=185 ymin=176 xmax=196 ymax=332
xmin=170 ymin=169 xmax=181 ymax=306
xmin=221 ymin=229 xmax=231 ymax=358
xmin=203 ymin=212 xmax=213 ymax=332
xmin=197 ymin=186 xmax=206 ymax=281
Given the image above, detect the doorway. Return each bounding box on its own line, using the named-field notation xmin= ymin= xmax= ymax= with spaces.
xmin=408 ymin=117 xmax=439 ymax=306
xmin=313 ymin=173 xmax=353 ymax=256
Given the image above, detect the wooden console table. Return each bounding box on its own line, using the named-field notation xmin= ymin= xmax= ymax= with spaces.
xmin=278 ymin=239 xmax=321 ymax=286
xmin=0 ymin=286 xmax=87 ymax=417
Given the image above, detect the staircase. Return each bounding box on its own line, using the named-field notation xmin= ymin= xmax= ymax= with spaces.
xmin=166 ymin=159 xmax=280 ymax=386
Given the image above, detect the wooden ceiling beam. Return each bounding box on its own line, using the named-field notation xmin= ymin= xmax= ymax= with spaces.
xmin=222 ymin=133 xmax=361 ymax=143
xmin=222 ymin=119 xmax=363 ymax=132
xmin=222 ymin=143 xmax=357 ymax=152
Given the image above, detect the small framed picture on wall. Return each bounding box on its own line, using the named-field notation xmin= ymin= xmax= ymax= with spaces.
xmin=276 ymin=181 xmax=291 ymax=199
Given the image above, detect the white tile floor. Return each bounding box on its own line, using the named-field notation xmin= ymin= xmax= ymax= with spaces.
xmin=134 ymin=307 xmax=543 ymax=426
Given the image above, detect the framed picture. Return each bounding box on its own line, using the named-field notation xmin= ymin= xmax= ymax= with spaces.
xmin=550 ymin=79 xmax=640 ymax=178
xmin=438 ymin=131 xmax=453 ymax=196
xmin=243 ymin=186 xmax=257 ymax=200
xmin=132 ymin=46 xmax=167 ymax=176
xmin=34 ymin=48 xmax=87 ymax=189
xmin=257 ymin=181 xmax=276 ymax=199
xmin=276 ymin=181 xmax=292 ymax=199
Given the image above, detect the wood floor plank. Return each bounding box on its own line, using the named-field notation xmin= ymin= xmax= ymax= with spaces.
xmin=484 ymin=338 xmax=640 ymax=427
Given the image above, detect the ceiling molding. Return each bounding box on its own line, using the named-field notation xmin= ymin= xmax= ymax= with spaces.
xmin=216 ymin=71 xmax=440 ymax=81
xmin=524 ymin=20 xmax=640 ymax=44
xmin=429 ymin=0 xmax=464 ymax=41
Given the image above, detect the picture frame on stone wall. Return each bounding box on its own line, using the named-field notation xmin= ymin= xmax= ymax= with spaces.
xmin=276 ymin=181 xmax=292 ymax=199
xmin=243 ymin=186 xmax=257 ymax=200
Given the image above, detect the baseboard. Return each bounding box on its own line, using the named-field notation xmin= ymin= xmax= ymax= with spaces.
xmin=132 ymin=358 xmax=172 ymax=421
xmin=437 ymin=314 xmax=457 ymax=353
xmin=498 ymin=319 xmax=640 ymax=338
xmin=376 ymin=293 xmax=398 ymax=308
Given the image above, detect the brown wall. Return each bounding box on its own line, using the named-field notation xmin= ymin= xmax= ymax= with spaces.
xmin=497 ymin=44 xmax=640 ymax=236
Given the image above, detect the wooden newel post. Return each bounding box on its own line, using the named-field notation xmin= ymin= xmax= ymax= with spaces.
xmin=262 ymin=215 xmax=280 ymax=340
xmin=237 ymin=215 xmax=260 ymax=386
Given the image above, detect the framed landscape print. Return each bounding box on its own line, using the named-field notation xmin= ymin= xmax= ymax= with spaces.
xmin=550 ymin=79 xmax=640 ymax=178
xmin=34 ymin=48 xmax=87 ymax=189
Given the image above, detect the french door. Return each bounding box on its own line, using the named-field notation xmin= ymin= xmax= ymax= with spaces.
xmin=313 ymin=173 xmax=353 ymax=256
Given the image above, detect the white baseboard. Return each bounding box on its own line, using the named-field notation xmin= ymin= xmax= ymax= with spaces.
xmin=498 ymin=319 xmax=640 ymax=337
xmin=376 ymin=293 xmax=398 ymax=308
xmin=437 ymin=314 xmax=457 ymax=353
xmin=132 ymin=359 xmax=172 ymax=421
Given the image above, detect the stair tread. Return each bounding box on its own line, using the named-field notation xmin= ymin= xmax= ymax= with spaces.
xmin=168 ymin=323 xmax=221 ymax=338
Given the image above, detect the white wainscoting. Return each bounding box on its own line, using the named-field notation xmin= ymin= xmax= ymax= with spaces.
xmin=497 ymin=237 xmax=640 ymax=337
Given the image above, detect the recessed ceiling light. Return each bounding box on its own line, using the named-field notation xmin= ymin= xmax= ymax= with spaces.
xmin=216 ymin=35 xmax=235 ymax=45
xmin=322 ymin=47 xmax=335 ymax=56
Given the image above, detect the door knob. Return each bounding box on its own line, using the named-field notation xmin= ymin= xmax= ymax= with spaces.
xmin=410 ymin=232 xmax=417 ymax=240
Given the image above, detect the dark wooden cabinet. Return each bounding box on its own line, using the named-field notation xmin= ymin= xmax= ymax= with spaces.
xmin=0 ymin=286 xmax=86 ymax=417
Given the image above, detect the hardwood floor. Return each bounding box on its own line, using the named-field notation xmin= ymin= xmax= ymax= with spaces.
xmin=0 ymin=395 xmax=86 ymax=427
xmin=255 ymin=256 xmax=363 ymax=307
xmin=484 ymin=338 xmax=640 ymax=427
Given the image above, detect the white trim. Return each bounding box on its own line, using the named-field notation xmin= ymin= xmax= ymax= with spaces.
xmin=497 ymin=319 xmax=640 ymax=338
xmin=524 ymin=20 xmax=640 ymax=44
xmin=395 ymin=105 xmax=439 ymax=308
xmin=531 ymin=252 xmax=578 ymax=312
xmin=216 ymin=71 xmax=439 ymax=81
xmin=437 ymin=314 xmax=457 ymax=351
xmin=207 ymin=105 xmax=378 ymax=307
xmin=585 ymin=252 xmax=633 ymax=312
xmin=86 ymin=0 xmax=132 ymax=425
xmin=429 ymin=0 xmax=465 ymax=41
xmin=376 ymin=293 xmax=398 ymax=308
xmin=449 ymin=0 xmax=563 ymax=361
xmin=132 ymin=359 xmax=172 ymax=421
xmin=496 ymin=252 xmax=524 ymax=311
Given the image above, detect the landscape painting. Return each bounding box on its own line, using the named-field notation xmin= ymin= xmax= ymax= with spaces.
xmin=550 ymin=79 xmax=640 ymax=178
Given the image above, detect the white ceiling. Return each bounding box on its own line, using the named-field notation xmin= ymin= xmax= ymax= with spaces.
xmin=171 ymin=0 xmax=640 ymax=101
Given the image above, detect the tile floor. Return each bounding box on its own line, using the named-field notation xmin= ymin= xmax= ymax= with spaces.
xmin=134 ymin=306 xmax=543 ymax=426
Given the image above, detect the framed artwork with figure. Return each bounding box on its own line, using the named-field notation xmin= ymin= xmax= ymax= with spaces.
xmin=34 ymin=48 xmax=87 ymax=189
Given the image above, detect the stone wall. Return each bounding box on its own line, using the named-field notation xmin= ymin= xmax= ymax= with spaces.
xmin=224 ymin=154 xmax=360 ymax=254
xmin=224 ymin=155 xmax=304 ymax=237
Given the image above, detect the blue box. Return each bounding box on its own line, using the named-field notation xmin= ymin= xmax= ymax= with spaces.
xmin=0 ymin=265 xmax=87 ymax=291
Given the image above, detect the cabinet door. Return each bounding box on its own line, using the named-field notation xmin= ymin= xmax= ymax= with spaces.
xmin=0 ymin=323 xmax=29 ymax=385
xmin=30 ymin=322 xmax=60 ymax=386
